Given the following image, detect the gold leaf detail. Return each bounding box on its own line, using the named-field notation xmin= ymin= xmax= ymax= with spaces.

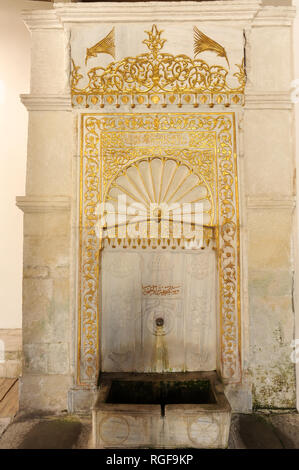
xmin=71 ymin=26 xmax=245 ymax=106
xmin=151 ymin=95 xmax=160 ymax=104
xmin=143 ymin=24 xmax=166 ymax=58
xmin=78 ymin=113 xmax=241 ymax=384
xmin=193 ymin=26 xmax=230 ymax=68
xmin=85 ymin=27 xmax=115 ymax=65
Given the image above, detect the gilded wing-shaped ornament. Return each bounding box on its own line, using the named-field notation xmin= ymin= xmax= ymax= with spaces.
xmin=193 ymin=26 xmax=230 ymax=68
xmin=85 ymin=27 xmax=115 ymax=65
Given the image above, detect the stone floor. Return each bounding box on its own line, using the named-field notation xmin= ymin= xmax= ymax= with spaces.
xmin=0 ymin=378 xmax=19 ymax=440
xmin=0 ymin=410 xmax=298 ymax=449
xmin=229 ymin=412 xmax=299 ymax=449
xmin=0 ymin=412 xmax=92 ymax=449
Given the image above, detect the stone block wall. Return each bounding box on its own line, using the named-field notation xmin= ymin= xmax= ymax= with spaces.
xmin=244 ymin=17 xmax=296 ymax=408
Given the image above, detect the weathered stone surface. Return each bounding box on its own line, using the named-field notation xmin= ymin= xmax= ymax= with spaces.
xmin=248 ymin=274 xmax=295 ymax=408
xmin=224 ymin=384 xmax=253 ymax=414
xmin=244 ymin=111 xmax=293 ymax=197
xmin=68 ymin=388 xmax=97 ymax=415
xmin=93 ymin=372 xmax=231 ymax=449
xmin=18 ymin=419 xmax=82 ymax=449
xmin=247 ymin=209 xmax=293 ymax=270
xmin=250 ymin=364 xmax=296 ymax=409
xmin=268 ymin=413 xmax=299 ymax=448
xmin=228 ymin=413 xmax=283 ymax=449
xmin=22 ymin=277 xmax=69 ymax=345
xmin=24 ymin=266 xmax=49 ymax=279
xmin=52 ymin=266 xmax=69 ymax=279
xmin=30 ymin=31 xmax=68 ymax=94
xmin=249 ymin=27 xmax=292 ymax=92
xmin=245 ymin=207 xmax=295 ymax=408
xmin=47 ymin=343 xmax=70 ymax=375
xmin=23 ymin=343 xmax=69 ymax=375
xmin=24 ymin=212 xmax=70 ymax=238
xmin=20 ymin=375 xmax=72 ymax=413
xmin=0 ymin=415 xmax=91 ymax=450
xmin=23 ymin=344 xmax=48 ymax=374
xmin=26 ymin=111 xmax=74 ymax=196
xmin=22 ymin=278 xmax=53 ymax=344
xmin=23 ymin=236 xmax=70 ymax=269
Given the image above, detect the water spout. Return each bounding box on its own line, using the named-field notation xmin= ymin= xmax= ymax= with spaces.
xmin=151 ymin=317 xmax=169 ymax=372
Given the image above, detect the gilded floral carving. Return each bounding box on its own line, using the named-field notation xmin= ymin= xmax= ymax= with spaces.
xmin=78 ymin=112 xmax=240 ymax=384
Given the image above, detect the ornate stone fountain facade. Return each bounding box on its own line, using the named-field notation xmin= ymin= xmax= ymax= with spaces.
xmin=17 ymin=0 xmax=297 ymax=427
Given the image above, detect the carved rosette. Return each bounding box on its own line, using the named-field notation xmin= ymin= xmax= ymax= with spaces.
xmin=78 ymin=113 xmax=240 ymax=385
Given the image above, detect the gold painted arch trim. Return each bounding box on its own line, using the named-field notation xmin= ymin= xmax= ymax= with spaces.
xmin=77 ymin=112 xmax=241 ymax=386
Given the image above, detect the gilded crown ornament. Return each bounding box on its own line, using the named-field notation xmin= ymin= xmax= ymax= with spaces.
xmin=142 ymin=24 xmax=166 ymax=56
xmin=193 ymin=27 xmax=230 ymax=68
xmin=71 ymin=25 xmax=245 ymax=108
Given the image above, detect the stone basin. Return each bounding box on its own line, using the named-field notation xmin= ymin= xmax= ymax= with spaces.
xmin=92 ymin=371 xmax=231 ymax=448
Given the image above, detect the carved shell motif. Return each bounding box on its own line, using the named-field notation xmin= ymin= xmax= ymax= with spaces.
xmin=104 ymin=157 xmax=214 ymax=239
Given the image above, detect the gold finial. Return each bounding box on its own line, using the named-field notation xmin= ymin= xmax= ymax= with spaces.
xmin=193 ymin=26 xmax=230 ymax=68
xmin=143 ymin=24 xmax=166 ymax=57
xmin=85 ymin=27 xmax=115 ymax=65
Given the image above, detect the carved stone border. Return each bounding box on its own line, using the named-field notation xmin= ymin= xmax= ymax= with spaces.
xmin=78 ymin=112 xmax=241 ymax=385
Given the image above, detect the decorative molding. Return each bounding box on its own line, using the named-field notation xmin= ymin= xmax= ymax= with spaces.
xmin=253 ymin=6 xmax=296 ymax=27
xmin=21 ymin=3 xmax=295 ymax=31
xmin=20 ymin=92 xmax=292 ymax=112
xmin=20 ymin=94 xmax=72 ymax=111
xmin=22 ymin=10 xmax=63 ymax=32
xmin=55 ymin=1 xmax=262 ymax=24
xmin=247 ymin=196 xmax=295 ymax=209
xmin=16 ymin=196 xmax=71 ymax=213
xmin=244 ymin=92 xmax=293 ymax=110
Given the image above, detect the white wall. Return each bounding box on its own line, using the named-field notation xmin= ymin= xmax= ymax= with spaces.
xmin=0 ymin=0 xmax=52 ymax=329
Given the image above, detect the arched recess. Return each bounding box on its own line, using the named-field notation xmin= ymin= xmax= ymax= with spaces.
xmin=99 ymin=156 xmax=217 ymax=373
xmin=77 ymin=112 xmax=241 ymax=386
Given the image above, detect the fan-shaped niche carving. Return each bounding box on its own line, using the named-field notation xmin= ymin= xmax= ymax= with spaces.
xmin=102 ymin=157 xmax=215 ymax=246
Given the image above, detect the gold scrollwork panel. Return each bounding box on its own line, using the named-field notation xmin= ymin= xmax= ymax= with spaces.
xmin=78 ymin=113 xmax=241 ymax=384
